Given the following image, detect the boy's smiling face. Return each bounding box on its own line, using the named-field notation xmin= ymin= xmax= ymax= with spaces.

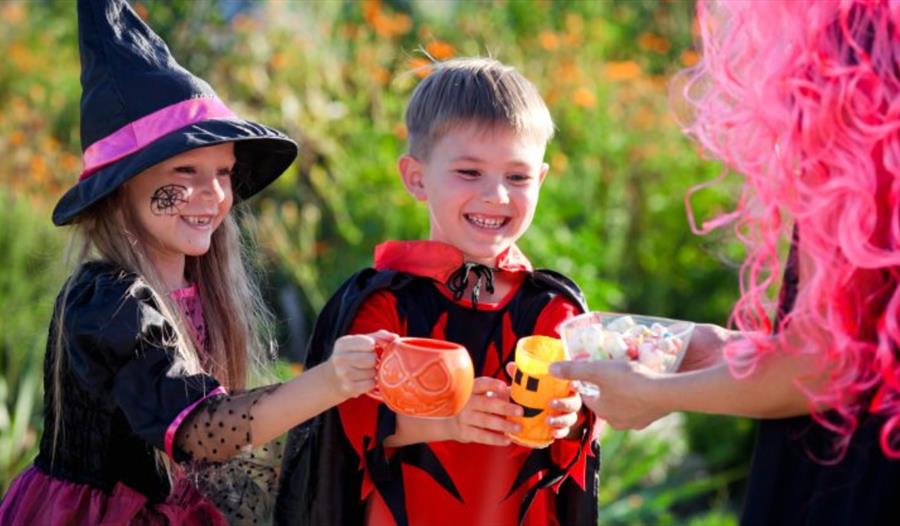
xmin=399 ymin=123 xmax=549 ymax=266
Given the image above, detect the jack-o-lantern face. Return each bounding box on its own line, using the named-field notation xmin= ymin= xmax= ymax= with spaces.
xmin=507 ymin=336 xmax=571 ymax=448
xmin=369 ymin=337 xmax=474 ymax=417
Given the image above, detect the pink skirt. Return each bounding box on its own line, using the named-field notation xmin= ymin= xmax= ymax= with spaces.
xmin=0 ymin=466 xmax=228 ymax=525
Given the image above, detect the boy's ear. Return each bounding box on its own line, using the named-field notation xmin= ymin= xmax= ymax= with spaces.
xmin=538 ymin=162 xmax=549 ymax=185
xmin=398 ymin=154 xmax=427 ymax=201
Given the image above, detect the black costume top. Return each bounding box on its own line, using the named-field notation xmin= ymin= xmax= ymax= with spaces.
xmin=276 ymin=241 xmax=600 ymax=526
xmin=741 ymin=239 xmax=900 ymax=525
xmin=33 ymin=261 xmax=222 ymax=502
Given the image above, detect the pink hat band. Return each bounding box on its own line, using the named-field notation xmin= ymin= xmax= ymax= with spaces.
xmin=80 ymin=96 xmax=237 ymax=181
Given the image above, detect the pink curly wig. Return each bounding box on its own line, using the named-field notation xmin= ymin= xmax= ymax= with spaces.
xmin=678 ymin=0 xmax=900 ymax=459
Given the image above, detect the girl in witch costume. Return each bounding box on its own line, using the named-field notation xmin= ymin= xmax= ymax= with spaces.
xmin=276 ymin=58 xmax=600 ymax=526
xmin=0 ymin=1 xmax=383 ymax=524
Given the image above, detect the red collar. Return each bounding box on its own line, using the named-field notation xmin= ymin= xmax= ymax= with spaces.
xmin=373 ymin=240 xmax=533 ymax=283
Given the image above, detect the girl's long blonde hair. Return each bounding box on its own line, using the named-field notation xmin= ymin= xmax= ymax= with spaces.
xmin=50 ymin=186 xmax=274 ymax=471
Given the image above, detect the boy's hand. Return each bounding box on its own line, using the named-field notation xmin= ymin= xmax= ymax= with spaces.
xmin=450 ymin=377 xmax=523 ymax=446
xmin=546 ymin=392 xmax=583 ymax=439
xmin=327 ymin=330 xmax=396 ymax=399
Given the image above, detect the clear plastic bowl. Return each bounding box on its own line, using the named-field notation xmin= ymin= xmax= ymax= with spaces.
xmin=559 ymin=312 xmax=695 ymax=396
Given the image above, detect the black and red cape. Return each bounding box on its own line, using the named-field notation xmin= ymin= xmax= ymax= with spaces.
xmin=276 ymin=241 xmax=599 ymax=525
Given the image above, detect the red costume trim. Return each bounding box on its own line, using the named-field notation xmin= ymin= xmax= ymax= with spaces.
xmin=374 ymin=240 xmax=533 ymax=282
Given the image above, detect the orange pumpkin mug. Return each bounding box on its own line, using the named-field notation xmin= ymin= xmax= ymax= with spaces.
xmin=367 ymin=337 xmax=475 ymax=418
xmin=507 ymin=336 xmax=573 ymax=448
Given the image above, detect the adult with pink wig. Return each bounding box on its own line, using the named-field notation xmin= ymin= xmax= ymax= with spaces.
xmin=551 ymin=0 xmax=900 ymax=523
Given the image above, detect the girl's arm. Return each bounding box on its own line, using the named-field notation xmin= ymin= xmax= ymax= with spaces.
xmin=174 ymin=333 xmax=380 ymax=462
xmin=249 ymin=342 xmax=374 ymax=446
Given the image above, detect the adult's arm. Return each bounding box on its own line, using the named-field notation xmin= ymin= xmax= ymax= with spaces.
xmin=550 ymin=322 xmax=827 ymax=429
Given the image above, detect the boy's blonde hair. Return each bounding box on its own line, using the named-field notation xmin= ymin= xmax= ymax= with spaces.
xmin=405 ymin=57 xmax=554 ymax=159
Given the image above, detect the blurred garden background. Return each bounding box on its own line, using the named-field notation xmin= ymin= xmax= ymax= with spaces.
xmin=0 ymin=0 xmax=754 ymax=523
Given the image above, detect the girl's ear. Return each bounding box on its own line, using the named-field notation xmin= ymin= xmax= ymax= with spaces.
xmin=398 ymin=154 xmax=427 ymax=201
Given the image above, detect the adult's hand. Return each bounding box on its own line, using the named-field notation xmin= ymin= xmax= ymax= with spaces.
xmin=549 ymin=360 xmax=669 ymax=430
xmin=678 ymin=323 xmax=738 ymax=372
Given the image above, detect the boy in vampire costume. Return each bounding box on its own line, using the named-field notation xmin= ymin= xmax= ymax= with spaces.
xmin=275 ymin=58 xmax=599 ymax=526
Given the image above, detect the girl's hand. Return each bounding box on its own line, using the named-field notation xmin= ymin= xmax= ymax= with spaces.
xmin=450 ymin=377 xmax=523 ymax=446
xmin=550 ymin=359 xmax=667 ymax=430
xmin=327 ymin=330 xmax=396 ymax=399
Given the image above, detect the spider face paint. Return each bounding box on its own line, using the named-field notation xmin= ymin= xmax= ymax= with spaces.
xmin=150 ymin=184 xmax=189 ymax=215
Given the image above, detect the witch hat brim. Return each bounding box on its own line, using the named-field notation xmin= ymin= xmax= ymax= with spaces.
xmin=53 ymin=0 xmax=298 ymax=226
xmin=53 ymin=117 xmax=297 ymax=225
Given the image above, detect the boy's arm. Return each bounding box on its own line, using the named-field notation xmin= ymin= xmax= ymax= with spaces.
xmin=383 ymin=377 xmax=521 ymax=447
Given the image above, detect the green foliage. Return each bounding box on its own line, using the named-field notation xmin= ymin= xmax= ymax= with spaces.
xmin=598 ymin=419 xmax=746 ymax=525
xmin=0 ymin=190 xmax=66 ymax=493
xmin=0 ymin=0 xmax=755 ymax=521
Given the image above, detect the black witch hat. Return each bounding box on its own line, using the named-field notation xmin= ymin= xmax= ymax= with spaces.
xmin=52 ymin=0 xmax=298 ymax=225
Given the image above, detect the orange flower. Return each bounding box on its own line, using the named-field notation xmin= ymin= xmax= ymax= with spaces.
xmin=556 ymin=59 xmax=582 ymax=84
xmin=314 ymin=241 xmax=332 ymax=258
xmin=365 ymin=0 xmax=412 ymax=39
xmin=29 ymin=83 xmax=47 ymax=104
xmin=9 ymin=43 xmax=36 ymax=73
xmin=369 ymin=66 xmax=391 ymax=86
xmin=572 ymin=87 xmax=596 ymax=109
xmin=408 ymin=57 xmax=433 ymax=79
xmin=281 ymin=201 xmax=299 ymax=224
xmin=41 ymin=135 xmax=60 ymax=153
xmin=394 ymin=122 xmax=408 ymax=140
xmin=418 ymin=25 xmax=434 ymax=41
xmin=60 ymin=153 xmax=80 ymax=173
xmin=270 ymin=52 xmax=288 ymax=71
xmin=1 ymin=2 xmax=26 ymax=24
xmin=544 ymin=87 xmax=559 ymax=106
xmin=564 ymin=13 xmax=584 ymax=37
xmin=133 ymin=2 xmax=149 ymax=22
xmin=9 ymin=97 xmax=27 ymax=120
xmin=232 ymin=14 xmax=256 ymax=33
xmin=372 ymin=13 xmax=412 ymax=38
xmin=8 ymin=130 xmax=25 ymax=147
xmin=341 ymin=23 xmax=360 ymax=40
xmin=632 ymin=107 xmax=657 ymax=131
xmin=363 ymin=0 xmax=381 ymax=27
xmin=538 ymin=31 xmax=559 ymax=51
xmin=425 ymin=40 xmax=454 ymax=60
xmin=603 ymin=61 xmax=642 ymax=82
xmin=563 ymin=13 xmax=584 ymax=47
xmin=550 ymin=151 xmax=568 ymax=174
xmin=638 ymin=32 xmax=670 ymax=54
xmin=680 ymin=50 xmax=700 ymax=67
xmin=388 ymin=14 xmax=413 ymax=37
xmin=30 ymin=155 xmax=49 ymax=183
